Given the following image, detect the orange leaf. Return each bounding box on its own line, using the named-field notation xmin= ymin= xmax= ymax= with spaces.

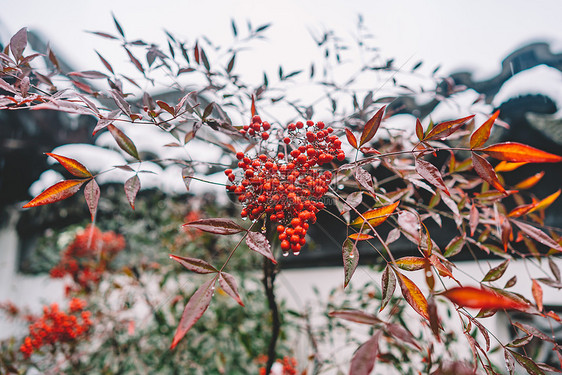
xmin=22 ymin=179 xmax=85 ymax=208
xmin=395 ymin=256 xmax=427 ymax=271
xmin=531 ymin=279 xmax=543 ymax=312
xmin=423 ymin=115 xmax=474 ymax=141
xmin=470 ymin=110 xmax=499 ymax=149
xmin=250 ymin=94 xmax=256 ymax=117
xmin=471 ymin=152 xmax=506 ymax=193
xmin=415 ymin=158 xmax=450 ymax=196
xmin=441 ymin=286 xmax=528 ymax=310
xmin=527 ymin=189 xmax=561 ymax=214
xmin=46 ymin=153 xmax=92 ymax=178
xmin=393 ymin=268 xmax=430 ymax=320
xmin=415 ymin=118 xmax=424 ymax=142
xmin=345 ymin=128 xmax=358 ymax=149
xmin=359 ymin=105 xmax=386 ymax=147
xmin=351 ymin=201 xmax=400 ymax=228
xmin=514 ymin=171 xmax=545 ymax=190
xmin=348 ymin=233 xmax=374 ymax=241
xmin=481 ymin=142 xmax=562 ymax=163
xmin=495 ymin=161 xmax=528 ymax=172
xmin=507 ymin=203 xmax=537 ymax=218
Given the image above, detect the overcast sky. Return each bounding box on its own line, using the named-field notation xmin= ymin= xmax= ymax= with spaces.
xmin=2 ymin=0 xmax=561 ymax=83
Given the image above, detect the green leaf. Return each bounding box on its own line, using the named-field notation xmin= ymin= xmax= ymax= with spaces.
xmin=342 ymin=238 xmax=359 ymax=288
xmin=482 ymin=260 xmax=510 ymax=282
xmin=107 ymin=124 xmax=140 ymax=160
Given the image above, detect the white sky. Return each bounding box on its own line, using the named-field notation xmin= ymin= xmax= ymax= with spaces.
xmin=2 ymin=0 xmax=562 ymax=83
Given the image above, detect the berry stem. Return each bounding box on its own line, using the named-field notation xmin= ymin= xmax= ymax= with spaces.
xmin=262 ymin=221 xmax=280 ymax=375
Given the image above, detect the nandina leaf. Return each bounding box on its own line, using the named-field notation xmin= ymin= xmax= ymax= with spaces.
xmin=250 ymin=94 xmax=256 ymax=117
xmin=393 ymin=268 xmax=430 ymax=320
xmin=441 ymin=286 xmax=528 ymax=310
xmin=429 ymin=254 xmax=455 ymax=280
xmin=415 ymin=158 xmax=450 ymax=196
xmin=227 ymin=54 xmax=236 ymax=73
xmin=84 ymin=179 xmax=100 ymax=221
xmin=95 ymin=50 xmax=114 ymax=74
xmin=184 ymin=218 xmax=245 ymax=235
xmin=10 ymin=27 xmax=27 ymax=62
xmin=505 ymin=349 xmax=516 ymax=375
xmin=482 ymin=259 xmax=510 ymax=282
xmin=514 ymin=171 xmax=545 ymax=190
xmin=507 ymin=350 xmax=546 ymax=375
xmin=501 ymin=218 xmax=513 ymax=252
xmin=328 ymin=310 xmax=382 ymax=325
xmin=415 ymin=118 xmax=424 ymax=141
xmin=423 ymin=115 xmax=474 ymax=141
xmin=444 ymin=235 xmax=465 ymax=257
xmin=156 ymin=100 xmax=175 ymax=115
xmin=345 ymin=128 xmax=358 ymax=149
xmin=511 ymin=220 xmax=562 ymax=251
xmin=528 ymin=189 xmax=561 ymax=214
xmin=549 ymin=258 xmax=561 ymax=281
xmin=470 ymin=110 xmax=500 ymax=149
xmin=22 ymin=179 xmax=84 ymax=208
xmin=385 ymin=323 xmax=422 ymax=350
xmin=46 ymin=153 xmax=92 ymax=178
xmin=507 ymin=334 xmax=533 ymax=348
xmin=124 ymin=175 xmax=140 ymax=209
xmin=0 ymin=77 xmax=17 ymax=94
xmin=348 ymin=233 xmax=374 ymax=241
xmin=507 ymin=203 xmax=537 ymax=218
xmin=471 ymin=152 xmax=506 ymax=193
xmin=218 ymin=272 xmax=244 ymax=306
xmin=351 ymin=201 xmax=400 ymax=228
xmin=110 ymin=89 xmax=132 ymax=116
xmin=461 ymin=311 xmax=490 ymax=352
xmin=246 ymin=231 xmax=276 ymax=264
xmin=349 ymin=331 xmax=381 ymax=375
xmin=342 ymin=238 xmax=359 ymax=288
xmin=68 ymin=70 xmax=108 ymax=79
xmin=481 ymin=142 xmax=562 ymax=163
xmin=428 ymin=297 xmax=441 ymax=342
xmin=395 ymin=256 xmax=427 ymax=271
xmin=170 ymin=276 xmax=216 ymax=349
xmin=380 ymin=265 xmax=396 ymax=312
xmin=112 ymin=13 xmax=125 ymax=38
xmin=169 ymin=254 xmax=218 ymax=274
xmin=359 ymin=105 xmax=386 ymax=146
xmin=505 ymin=275 xmax=517 ymax=288
xmin=495 ymin=161 xmax=528 ymax=172
xmin=531 ymin=279 xmax=543 ymax=311
xmin=107 ymin=124 xmax=139 ymax=160
xmin=125 ymin=48 xmax=144 ymax=73
xmin=513 ymin=322 xmax=555 ymax=343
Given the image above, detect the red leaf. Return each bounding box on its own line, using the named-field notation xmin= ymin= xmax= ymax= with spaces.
xmin=380 ymin=265 xmax=396 ymax=312
xmin=441 ymin=286 xmax=528 ymax=310
xmin=46 ymin=153 xmax=92 ymax=178
xmin=194 ymin=42 xmax=200 ymax=64
xmin=511 ymin=220 xmax=562 ymax=251
xmin=342 ymin=238 xmax=359 ymax=288
xmin=95 ymin=50 xmax=114 ymax=74
xmin=110 ymin=89 xmax=132 ymax=116
xmin=250 ymin=94 xmax=256 ymax=117
xmin=423 ymin=115 xmax=474 ymax=141
xmin=0 ymin=77 xmax=17 ymax=94
xmin=107 ymin=124 xmax=139 ymax=160
xmin=415 ymin=158 xmax=450 ymax=196
xmin=345 ymin=128 xmax=358 ymax=149
xmin=393 ymin=268 xmax=430 ymax=320
xmin=415 ymin=118 xmax=424 ymax=141
xmin=170 ymin=276 xmax=216 ymax=349
xmin=10 ymin=27 xmax=27 ymax=62
xmin=157 ymin=100 xmax=175 ymax=116
xmin=125 ymin=47 xmax=144 ymax=73
xmin=184 ymin=218 xmax=245 ymax=235
xmin=471 ymin=152 xmax=506 ymax=193
xmin=395 ymin=256 xmax=427 ymax=271
xmin=470 ymin=110 xmax=500 ymax=149
xmin=86 ymin=31 xmax=119 ymax=40
xmin=68 ymin=70 xmax=108 ymax=79
xmin=246 ymin=231 xmax=276 ymax=263
xmin=169 ymin=254 xmax=218 ymax=274
xmin=218 ymin=272 xmax=244 ymax=306
xmin=481 ymin=142 xmax=562 ymax=163
xmin=84 ymin=179 xmax=100 ymax=221
xmin=349 ymin=331 xmax=382 ymax=375
xmin=124 ymin=175 xmax=140 ymax=209
xmin=328 ymin=309 xmax=382 ymax=325
xmin=22 ymin=180 xmax=84 ymax=208
xmin=531 ymin=279 xmax=543 ymax=311
xmin=359 ymin=105 xmax=386 ymax=146
xmin=385 ymin=323 xmax=422 ymax=350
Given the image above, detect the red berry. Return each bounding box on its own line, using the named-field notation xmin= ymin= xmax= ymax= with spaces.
xmin=283 ymin=137 xmax=291 ymax=144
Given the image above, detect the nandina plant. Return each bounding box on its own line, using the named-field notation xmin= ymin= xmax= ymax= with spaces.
xmin=3 ymin=19 xmax=562 ymax=375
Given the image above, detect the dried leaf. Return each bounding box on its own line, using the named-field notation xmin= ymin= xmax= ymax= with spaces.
xmin=169 ymin=254 xmax=218 ymax=274
xmin=470 ymin=110 xmax=500 ymax=149
xmin=184 ymin=218 xmax=245 ymax=235
xmin=218 ymin=272 xmax=244 ymax=306
xmin=22 ymin=180 xmax=84 ymax=208
xmin=415 ymin=158 xmax=450 ymax=196
xmin=482 ymin=260 xmax=510 ymax=282
xmin=472 ymin=152 xmax=506 ymax=193
xmin=359 ymin=105 xmax=386 ymax=146
xmin=481 ymin=142 xmax=562 ymax=163
xmin=84 ymin=179 xmax=100 ymax=221
xmin=107 ymin=124 xmax=139 ymax=160
xmin=246 ymin=231 xmax=276 ymax=264
xmin=46 ymin=153 xmax=92 ymax=178
xmin=328 ymin=310 xmax=382 ymax=325
xmin=380 ymin=265 xmax=396 ymax=312
xmin=393 ymin=268 xmax=430 ymax=320
xmin=124 ymin=175 xmax=140 ymax=209
xmin=342 ymin=238 xmax=359 ymax=288
xmin=170 ymin=276 xmax=216 ymax=349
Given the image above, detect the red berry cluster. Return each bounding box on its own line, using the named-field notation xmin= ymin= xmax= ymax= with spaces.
xmin=19 ymin=298 xmax=92 ymax=358
xmin=257 ymin=355 xmax=298 ymax=375
xmin=226 ymin=116 xmax=344 ymax=256
xmin=50 ymin=225 xmax=126 ymax=292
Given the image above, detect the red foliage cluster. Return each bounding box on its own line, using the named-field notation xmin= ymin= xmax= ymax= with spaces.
xmin=257 ymin=356 xmax=298 ymax=375
xmin=19 ymin=298 xmax=91 ymax=358
xmin=49 ymin=225 xmax=125 ymax=291
xmin=226 ymin=116 xmax=344 ymax=255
